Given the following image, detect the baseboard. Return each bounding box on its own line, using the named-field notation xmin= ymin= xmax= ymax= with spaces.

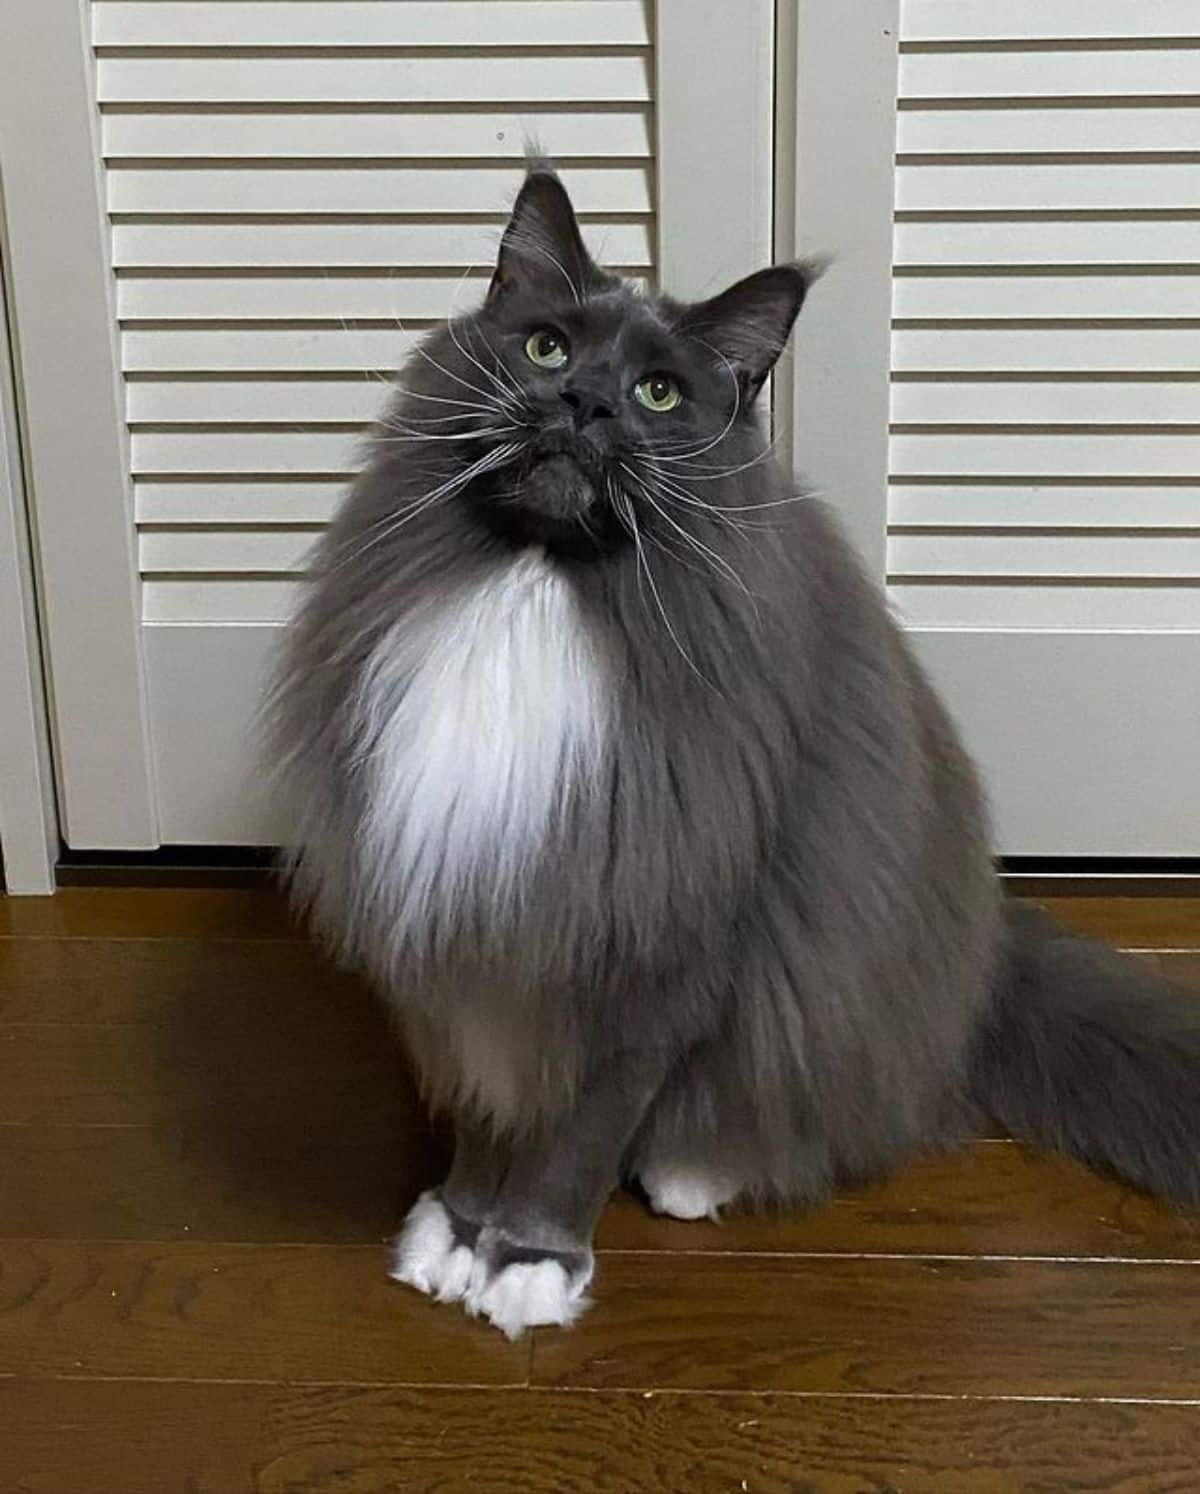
xmin=55 ymin=846 xmax=277 ymax=889
xmin=52 ymin=848 xmax=1200 ymax=897
xmin=999 ymin=858 xmax=1200 ymax=899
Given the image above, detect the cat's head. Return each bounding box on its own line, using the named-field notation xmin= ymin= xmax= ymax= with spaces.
xmin=387 ymin=163 xmax=812 ymax=558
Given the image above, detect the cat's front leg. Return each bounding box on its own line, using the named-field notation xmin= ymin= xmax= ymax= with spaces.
xmin=461 ymin=1050 xmax=669 ymax=1338
xmin=389 ymin=1117 xmax=509 ymax=1304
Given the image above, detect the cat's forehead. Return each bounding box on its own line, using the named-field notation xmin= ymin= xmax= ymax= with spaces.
xmin=568 ymin=294 xmax=682 ymax=366
xmin=579 ymin=286 xmax=674 ymax=343
xmin=489 ymin=280 xmax=680 ymax=357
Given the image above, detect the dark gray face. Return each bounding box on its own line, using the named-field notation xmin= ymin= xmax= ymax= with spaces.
xmin=395 ymin=167 xmax=811 ymax=560
xmin=468 ymin=282 xmax=741 ymax=552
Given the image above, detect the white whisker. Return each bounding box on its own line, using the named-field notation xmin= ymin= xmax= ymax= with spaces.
xmin=375 ymin=425 xmax=522 ymax=445
xmin=611 ymin=481 xmax=718 ymax=693
xmin=389 ymin=385 xmax=508 ymax=418
xmin=446 ymin=315 xmax=529 ymax=417
xmin=443 ymin=270 xmax=530 ymax=409
xmin=619 ymin=464 xmax=755 ymax=605
xmin=628 ymin=461 xmax=760 ymax=536
xmin=403 ymin=331 xmax=509 ymax=407
xmin=469 ymin=321 xmax=528 ymax=405
xmin=330 ymin=441 xmax=519 ymax=573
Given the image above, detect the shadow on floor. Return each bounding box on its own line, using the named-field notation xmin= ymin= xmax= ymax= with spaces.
xmin=153 ymin=939 xmax=447 ymax=1241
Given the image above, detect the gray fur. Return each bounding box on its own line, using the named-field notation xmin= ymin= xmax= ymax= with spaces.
xmin=267 ymin=165 xmax=1200 ymax=1333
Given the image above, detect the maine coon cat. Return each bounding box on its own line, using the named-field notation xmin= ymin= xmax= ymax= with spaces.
xmin=269 ymin=164 xmax=1200 ymax=1338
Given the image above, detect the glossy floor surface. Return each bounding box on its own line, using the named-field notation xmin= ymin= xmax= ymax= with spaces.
xmin=2 ymin=890 xmax=1199 ymax=1492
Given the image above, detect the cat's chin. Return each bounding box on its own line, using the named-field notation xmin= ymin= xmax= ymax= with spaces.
xmin=519 ymin=452 xmax=599 ymax=523
xmin=473 ymin=452 xmax=619 ymax=559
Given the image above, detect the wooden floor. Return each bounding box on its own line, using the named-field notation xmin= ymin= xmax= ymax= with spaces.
xmin=2 ymin=890 xmax=1199 ymax=1492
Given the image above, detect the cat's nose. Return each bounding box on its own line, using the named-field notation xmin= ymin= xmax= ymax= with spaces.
xmin=559 ymin=382 xmax=615 ymax=427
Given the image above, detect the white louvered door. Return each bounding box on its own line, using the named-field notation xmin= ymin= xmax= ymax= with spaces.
xmin=3 ymin=0 xmax=772 ymax=849
xmin=889 ymin=0 xmax=1200 ymax=855
xmin=107 ymin=1 xmax=657 ymax=844
xmin=23 ymin=1 xmax=1192 ymax=861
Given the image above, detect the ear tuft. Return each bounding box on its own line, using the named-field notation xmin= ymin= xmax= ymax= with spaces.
xmin=678 ymin=262 xmax=817 ymax=401
xmin=488 ymin=162 xmax=607 ymax=304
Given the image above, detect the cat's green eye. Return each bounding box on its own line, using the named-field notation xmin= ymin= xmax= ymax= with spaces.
xmin=634 ymin=373 xmax=682 ymax=413
xmin=525 ymin=329 xmax=569 ymax=369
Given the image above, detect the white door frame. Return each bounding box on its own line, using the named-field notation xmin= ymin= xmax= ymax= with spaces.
xmin=656 ymin=0 xmax=775 ymax=300
xmin=776 ymin=0 xmax=900 ymax=577
xmin=0 ymin=0 xmax=159 ymax=851
xmin=0 ymin=248 xmax=58 ymax=894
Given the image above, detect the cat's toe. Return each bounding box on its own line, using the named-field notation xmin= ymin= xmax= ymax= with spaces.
xmin=463 ymin=1233 xmax=594 ymax=1338
xmin=388 ymin=1190 xmax=475 ymax=1303
xmin=640 ymin=1163 xmax=735 ymax=1221
xmin=465 ymin=1258 xmax=592 ymax=1339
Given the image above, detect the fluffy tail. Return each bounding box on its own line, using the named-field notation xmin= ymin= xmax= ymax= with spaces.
xmin=970 ymin=903 xmax=1200 ymax=1206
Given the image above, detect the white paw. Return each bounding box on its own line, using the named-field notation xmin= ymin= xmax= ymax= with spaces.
xmin=641 ymin=1164 xmax=734 ymax=1221
xmin=464 ymin=1254 xmax=594 ymax=1340
xmin=388 ymin=1191 xmax=475 ymax=1303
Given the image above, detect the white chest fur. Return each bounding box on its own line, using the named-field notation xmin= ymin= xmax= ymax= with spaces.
xmin=360 ymin=550 xmax=608 ymax=929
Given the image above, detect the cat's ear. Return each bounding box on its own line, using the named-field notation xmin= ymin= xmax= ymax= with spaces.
xmin=488 ymin=165 xmax=602 ymax=304
xmin=679 ymin=263 xmax=817 ymax=401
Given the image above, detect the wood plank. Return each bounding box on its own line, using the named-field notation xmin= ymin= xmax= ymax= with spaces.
xmin=532 ymin=1254 xmax=1200 ymax=1396
xmin=0 ymin=1119 xmax=443 ymax=1245
xmin=0 ymin=936 xmax=357 ymax=1023
xmin=5 ymin=1380 xmax=1200 ymax=1494
xmin=0 ymin=1019 xmax=422 ymax=1125
xmin=0 ymin=888 xmax=299 ymax=939
xmin=1037 ymin=897 xmax=1200 ymax=950
xmin=1159 ymin=952 xmax=1200 ymax=989
xmin=4 ymin=892 xmax=1192 ymax=947
xmin=7 ymin=1122 xmax=1197 ymax=1258
xmin=0 ymin=955 xmax=420 ymax=1127
xmin=599 ymin=1144 xmax=1200 ymax=1261
xmin=0 ymin=1239 xmax=527 ymax=1384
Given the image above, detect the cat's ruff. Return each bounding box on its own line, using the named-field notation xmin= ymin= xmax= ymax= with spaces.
xmin=361 ymin=546 xmax=608 ymax=935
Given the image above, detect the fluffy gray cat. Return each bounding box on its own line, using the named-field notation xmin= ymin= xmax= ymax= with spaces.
xmin=269 ymin=164 xmax=1200 ymax=1338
